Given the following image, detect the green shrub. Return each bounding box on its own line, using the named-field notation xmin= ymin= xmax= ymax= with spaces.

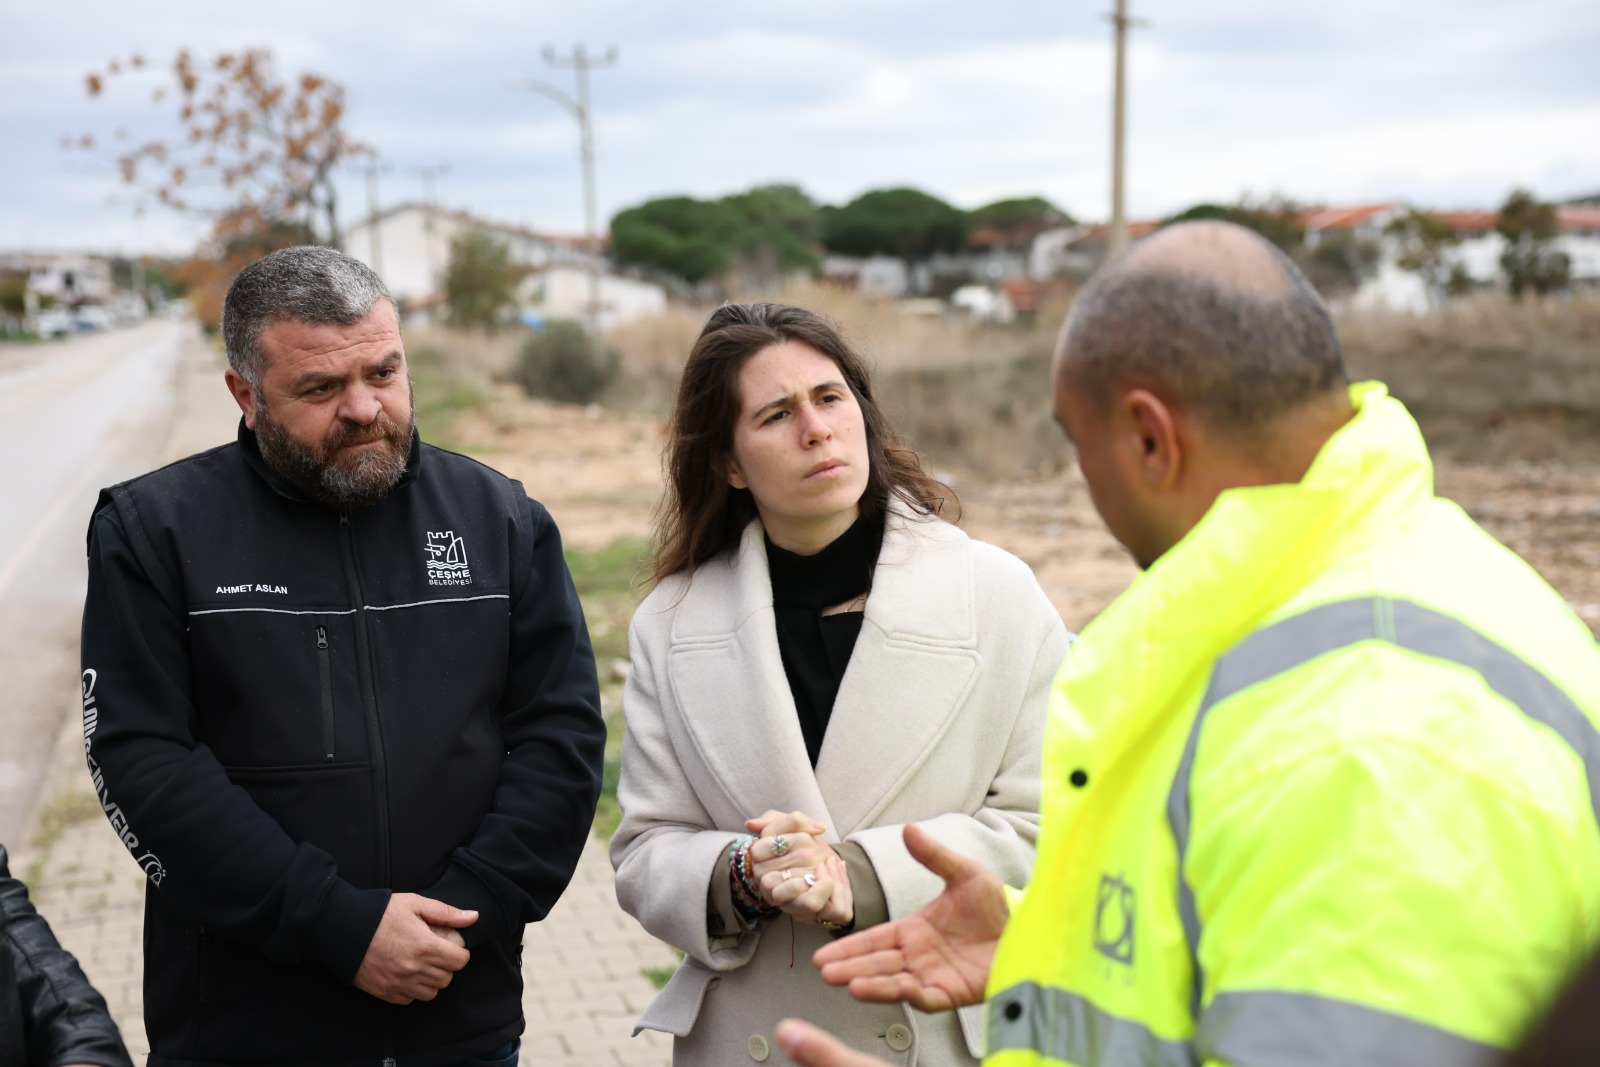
xmin=513 ymin=320 xmax=621 ymax=404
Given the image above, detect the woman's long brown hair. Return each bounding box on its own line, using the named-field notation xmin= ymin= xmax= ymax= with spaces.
xmin=649 ymin=302 xmax=959 ymax=584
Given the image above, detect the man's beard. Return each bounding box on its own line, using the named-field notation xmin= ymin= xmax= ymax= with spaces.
xmin=255 ymin=392 xmax=415 ymax=511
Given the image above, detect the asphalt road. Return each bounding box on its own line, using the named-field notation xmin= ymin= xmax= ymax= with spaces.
xmin=0 ymin=319 xmax=191 ymax=846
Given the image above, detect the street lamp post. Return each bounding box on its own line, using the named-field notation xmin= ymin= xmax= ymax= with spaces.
xmin=509 ymin=45 xmax=617 ymax=335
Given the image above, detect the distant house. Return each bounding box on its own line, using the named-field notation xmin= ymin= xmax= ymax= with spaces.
xmin=1553 ymin=205 xmax=1600 ymax=287
xmin=1428 ymin=209 xmax=1500 ymax=285
xmin=3 ymin=253 xmax=114 ymax=306
xmin=344 ymin=203 xmax=665 ymax=329
xmin=1301 ymin=203 xmax=1404 ymax=246
xmin=1426 ymin=204 xmax=1600 ymax=292
xmin=1297 ymin=202 xmax=1428 ymax=311
xmin=1302 ymin=200 xmax=1600 ymax=304
xmin=1025 ymin=198 xmax=1600 ymax=310
xmin=520 ymin=265 xmax=666 ymax=328
xmin=820 ymin=255 xmax=914 ymax=299
xmin=1027 ymin=221 xmax=1159 ymax=279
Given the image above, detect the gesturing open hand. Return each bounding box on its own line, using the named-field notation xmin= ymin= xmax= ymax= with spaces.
xmin=810 ymin=822 xmax=1008 ymax=1013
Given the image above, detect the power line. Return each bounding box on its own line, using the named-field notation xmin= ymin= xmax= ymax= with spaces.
xmin=509 ymin=44 xmax=618 ymax=334
xmin=409 ymin=163 xmax=451 ymax=290
xmin=354 ymin=161 xmax=392 ymax=280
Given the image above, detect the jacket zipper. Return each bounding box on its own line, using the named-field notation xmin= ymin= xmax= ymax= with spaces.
xmin=316 ymin=626 xmax=335 ymax=762
xmin=336 ymin=508 xmax=395 ymax=1062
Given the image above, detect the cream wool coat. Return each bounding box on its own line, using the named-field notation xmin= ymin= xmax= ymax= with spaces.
xmin=610 ymin=503 xmax=1070 ymax=1066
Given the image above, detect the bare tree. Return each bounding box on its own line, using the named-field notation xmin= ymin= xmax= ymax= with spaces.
xmin=74 ymin=48 xmax=369 ymax=248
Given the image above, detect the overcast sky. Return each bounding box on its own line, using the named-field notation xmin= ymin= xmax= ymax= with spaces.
xmin=3 ymin=0 xmax=1597 ymax=255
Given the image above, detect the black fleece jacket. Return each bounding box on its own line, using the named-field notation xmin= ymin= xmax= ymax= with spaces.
xmin=79 ymin=424 xmax=604 ymax=1067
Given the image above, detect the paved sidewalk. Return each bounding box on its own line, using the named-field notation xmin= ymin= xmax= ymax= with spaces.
xmin=15 ymin=711 xmax=676 ymax=1066
xmin=11 ymin=330 xmax=676 ymax=1066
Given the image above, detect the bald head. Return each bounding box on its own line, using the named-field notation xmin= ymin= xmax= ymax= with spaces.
xmin=1055 ymin=220 xmax=1347 ymax=431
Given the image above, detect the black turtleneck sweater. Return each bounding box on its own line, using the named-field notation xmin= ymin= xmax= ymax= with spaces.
xmin=765 ymin=513 xmax=882 ymax=766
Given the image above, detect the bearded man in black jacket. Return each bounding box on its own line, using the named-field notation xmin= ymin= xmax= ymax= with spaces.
xmin=78 ymin=246 xmax=606 ymax=1067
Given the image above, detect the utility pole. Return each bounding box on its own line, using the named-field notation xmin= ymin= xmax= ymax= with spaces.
xmin=410 ymin=163 xmax=450 ymax=294
xmin=510 ymin=44 xmax=618 ymax=335
xmin=1105 ymin=0 xmax=1147 ymax=255
xmin=357 ymin=161 xmax=393 ymax=281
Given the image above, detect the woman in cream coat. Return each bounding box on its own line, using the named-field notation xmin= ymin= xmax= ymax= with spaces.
xmin=611 ymin=303 xmax=1069 ymax=1066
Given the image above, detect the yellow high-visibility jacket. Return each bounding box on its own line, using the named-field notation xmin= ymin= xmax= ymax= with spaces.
xmin=986 ymin=383 xmax=1600 ymax=1066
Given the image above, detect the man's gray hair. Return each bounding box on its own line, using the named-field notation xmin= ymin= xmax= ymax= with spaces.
xmin=1061 ymin=222 xmax=1347 ymax=430
xmin=221 ymin=246 xmax=395 ymax=386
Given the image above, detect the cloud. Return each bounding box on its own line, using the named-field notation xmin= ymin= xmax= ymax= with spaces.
xmin=2 ymin=0 xmax=1595 ymax=253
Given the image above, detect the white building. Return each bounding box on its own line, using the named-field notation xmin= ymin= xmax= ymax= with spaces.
xmin=519 ymin=266 xmax=666 ymax=329
xmin=344 ymin=202 xmax=591 ymax=307
xmin=2 ymin=253 xmax=114 ymax=305
xmin=820 ymin=254 xmax=913 ymax=299
xmin=343 ymin=203 xmax=666 ymax=329
xmin=1299 ymin=202 xmax=1430 ymax=313
xmin=1303 ymin=200 xmax=1600 ymax=307
xmin=1412 ymin=205 xmax=1600 ymax=293
xmin=1557 ymin=205 xmax=1600 ymax=284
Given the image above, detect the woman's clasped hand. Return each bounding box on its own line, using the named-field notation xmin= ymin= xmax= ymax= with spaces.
xmin=745 ymin=810 xmax=854 ymax=928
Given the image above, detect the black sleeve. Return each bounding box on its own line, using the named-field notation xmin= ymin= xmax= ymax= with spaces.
xmin=1 ymin=845 xmax=133 ymax=1067
xmin=80 ymin=507 xmax=390 ymax=983
xmin=423 ymin=497 xmax=605 ymax=946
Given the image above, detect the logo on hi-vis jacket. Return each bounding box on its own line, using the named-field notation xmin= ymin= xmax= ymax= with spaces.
xmin=425 ymin=530 xmax=472 ymax=586
xmin=1093 ymin=873 xmax=1136 ymax=965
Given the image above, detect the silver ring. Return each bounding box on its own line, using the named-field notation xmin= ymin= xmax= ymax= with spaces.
xmin=770 ymin=836 xmax=791 ymax=857
xmin=803 ymin=872 xmax=817 ymax=887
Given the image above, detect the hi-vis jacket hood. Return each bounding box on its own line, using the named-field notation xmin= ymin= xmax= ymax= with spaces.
xmin=985 ymin=383 xmax=1600 ymax=1066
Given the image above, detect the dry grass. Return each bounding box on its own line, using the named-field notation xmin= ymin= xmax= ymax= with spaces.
xmin=405 ymin=324 xmax=526 ymax=383
xmin=599 ymin=280 xmax=1073 ymax=474
xmin=431 ymin=285 xmax=1600 ymax=475
xmin=1335 ymin=293 xmax=1600 ymax=465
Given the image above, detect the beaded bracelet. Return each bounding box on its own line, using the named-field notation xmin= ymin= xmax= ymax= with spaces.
xmin=728 ymin=834 xmax=778 ymax=924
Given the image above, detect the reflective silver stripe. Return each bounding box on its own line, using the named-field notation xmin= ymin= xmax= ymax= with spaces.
xmin=1168 ymin=595 xmax=1600 ymax=1018
xmin=363 ymin=594 xmax=509 ymax=612
xmin=189 ymin=606 xmax=358 ymax=617
xmin=988 ymin=981 xmax=1195 ymax=1067
xmin=1198 ymin=991 xmax=1500 ymax=1067
xmin=190 ymin=594 xmax=509 ymax=617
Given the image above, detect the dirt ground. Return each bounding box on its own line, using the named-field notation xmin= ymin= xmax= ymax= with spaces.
xmin=456 ymin=385 xmax=1600 ymax=638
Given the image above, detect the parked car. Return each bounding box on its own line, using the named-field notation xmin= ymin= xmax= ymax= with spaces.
xmin=73 ymin=305 xmax=113 ymax=331
xmin=34 ymin=307 xmax=74 ymax=339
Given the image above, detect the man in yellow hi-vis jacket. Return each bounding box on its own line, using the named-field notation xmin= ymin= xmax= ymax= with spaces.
xmin=774 ymin=220 xmax=1600 ymax=1067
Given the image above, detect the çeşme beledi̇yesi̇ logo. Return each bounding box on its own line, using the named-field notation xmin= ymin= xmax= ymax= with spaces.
xmin=425 ymin=530 xmax=472 ymax=586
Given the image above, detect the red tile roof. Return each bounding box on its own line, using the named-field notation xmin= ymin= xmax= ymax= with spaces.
xmin=1429 ymin=209 xmax=1497 ymax=234
xmin=1558 ymin=205 xmax=1600 ymax=231
xmin=1078 ymin=220 xmax=1160 ymax=242
xmin=1299 ymin=202 xmax=1396 ymax=231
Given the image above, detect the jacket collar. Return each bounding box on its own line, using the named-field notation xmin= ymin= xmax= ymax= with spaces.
xmin=1049 ymin=382 xmax=1433 ymax=771
xmin=661 ymin=495 xmax=979 ymax=836
xmin=667 ymin=495 xmax=974 ymax=645
xmin=236 ymin=417 xmax=423 ymax=506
